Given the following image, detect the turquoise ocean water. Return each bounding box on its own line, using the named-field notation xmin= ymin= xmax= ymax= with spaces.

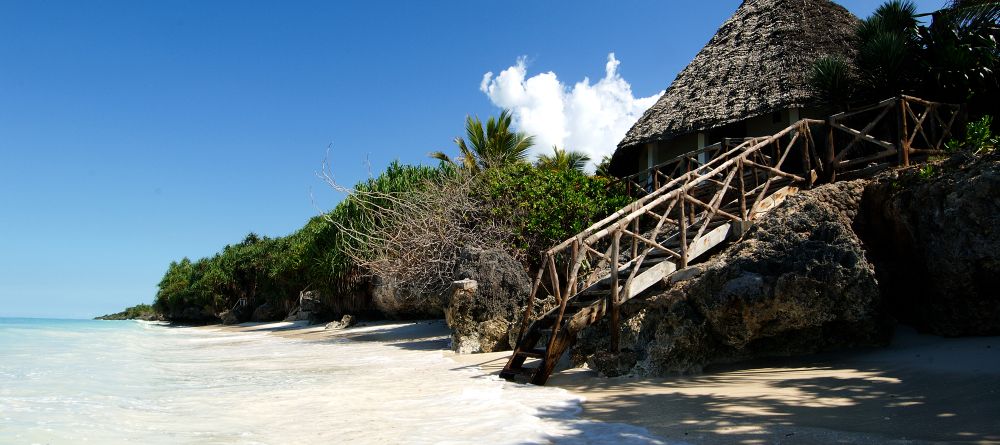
xmin=0 ymin=318 xmax=665 ymax=444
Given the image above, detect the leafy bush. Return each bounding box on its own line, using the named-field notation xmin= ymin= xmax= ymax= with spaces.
xmin=947 ymin=115 xmax=998 ymax=154
xmin=918 ymin=163 xmax=937 ymax=180
xmin=476 ymin=163 xmax=631 ymax=266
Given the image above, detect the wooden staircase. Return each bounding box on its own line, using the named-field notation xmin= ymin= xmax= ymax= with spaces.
xmin=500 ymin=96 xmax=963 ymax=385
xmin=499 ymin=222 xmax=734 ymax=384
xmin=500 ymin=189 xmax=796 ymax=385
xmin=500 ymin=117 xmax=825 ymax=385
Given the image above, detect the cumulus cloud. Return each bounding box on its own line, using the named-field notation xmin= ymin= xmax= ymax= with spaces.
xmin=480 ymin=53 xmax=662 ymax=171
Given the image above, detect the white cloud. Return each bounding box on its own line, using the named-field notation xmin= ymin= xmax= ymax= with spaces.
xmin=480 ymin=53 xmax=662 ymax=171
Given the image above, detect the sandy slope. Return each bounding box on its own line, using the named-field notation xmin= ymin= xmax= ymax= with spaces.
xmin=205 ymin=321 xmax=1000 ymax=444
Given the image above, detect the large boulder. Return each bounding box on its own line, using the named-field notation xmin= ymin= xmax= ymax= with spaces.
xmin=371 ymin=275 xmax=448 ymax=319
xmin=574 ymin=181 xmax=891 ymax=376
xmin=858 ymin=152 xmax=1000 ymax=336
xmin=290 ymin=291 xmax=327 ymax=324
xmin=219 ymin=310 xmax=240 ymax=325
xmin=442 ymin=248 xmax=532 ymax=353
xmin=325 ymin=314 xmax=357 ymax=330
xmin=251 ymin=303 xmax=284 ymax=322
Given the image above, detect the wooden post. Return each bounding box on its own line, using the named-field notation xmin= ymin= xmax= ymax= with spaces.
xmin=516 ymin=264 xmax=547 ymax=344
xmin=545 ymin=245 xmax=574 ymax=356
xmin=609 ymin=231 xmax=621 ymax=353
xmin=738 ymin=158 xmax=748 ymax=220
xmin=929 ymin=104 xmax=939 ymax=150
xmin=827 ymin=122 xmax=836 ymax=182
xmin=800 ymin=126 xmax=813 ymax=187
xmin=631 ymin=218 xmax=639 ymax=259
xmin=566 ymin=240 xmax=580 ymax=299
xmin=679 ymin=191 xmax=688 ymax=268
xmin=899 ymin=98 xmax=910 ymax=166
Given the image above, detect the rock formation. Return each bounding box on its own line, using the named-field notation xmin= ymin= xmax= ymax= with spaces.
xmin=325 ymin=314 xmax=357 ymax=330
xmin=574 ymin=181 xmax=891 ymax=376
xmin=442 ymin=248 xmax=531 ymax=353
xmin=857 ymin=152 xmax=1000 ymax=336
xmin=251 ymin=303 xmax=284 ymax=322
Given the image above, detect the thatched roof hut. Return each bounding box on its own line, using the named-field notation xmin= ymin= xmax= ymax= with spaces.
xmin=609 ymin=0 xmax=859 ymax=177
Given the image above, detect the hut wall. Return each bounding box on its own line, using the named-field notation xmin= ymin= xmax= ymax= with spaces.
xmin=648 ymin=133 xmax=700 ymax=167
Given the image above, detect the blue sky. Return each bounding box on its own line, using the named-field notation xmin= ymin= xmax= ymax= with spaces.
xmin=0 ymin=0 xmax=947 ymax=318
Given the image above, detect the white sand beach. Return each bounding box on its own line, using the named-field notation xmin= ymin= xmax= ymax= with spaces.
xmin=206 ymin=320 xmax=1000 ymax=444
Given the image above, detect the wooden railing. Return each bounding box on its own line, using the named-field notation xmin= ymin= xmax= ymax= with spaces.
xmin=620 ymin=138 xmax=751 ymax=196
xmin=516 ymin=119 xmax=826 ymax=352
xmin=619 ymin=96 xmax=963 ymax=189
xmin=828 ymin=95 xmax=962 ymax=179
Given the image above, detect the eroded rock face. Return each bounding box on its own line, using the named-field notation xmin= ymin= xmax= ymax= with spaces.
xmin=370 ymin=275 xmax=449 ymax=320
xmin=574 ymin=181 xmax=891 ymax=377
xmin=858 ymin=153 xmax=1000 ymax=336
xmin=294 ymin=291 xmax=327 ymax=324
xmin=251 ymin=303 xmax=284 ymax=322
xmin=219 ymin=310 xmax=240 ymax=325
xmin=443 ymin=248 xmax=531 ymax=353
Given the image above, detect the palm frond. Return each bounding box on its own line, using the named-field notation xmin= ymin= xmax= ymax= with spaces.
xmin=428 ymin=151 xmax=455 ymax=165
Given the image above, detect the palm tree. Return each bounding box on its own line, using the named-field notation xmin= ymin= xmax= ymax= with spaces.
xmin=535 ymin=146 xmax=591 ymax=173
xmin=594 ymin=155 xmax=613 ymax=177
xmin=921 ymin=0 xmax=999 ymax=104
xmin=810 ymin=0 xmax=999 ymax=107
xmin=429 ymin=109 xmax=534 ymax=174
xmin=809 ymin=55 xmax=854 ymax=111
xmin=856 ymin=0 xmax=921 ymax=100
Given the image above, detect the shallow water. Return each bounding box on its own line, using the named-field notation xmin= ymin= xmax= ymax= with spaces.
xmin=0 ymin=318 xmax=666 ymax=444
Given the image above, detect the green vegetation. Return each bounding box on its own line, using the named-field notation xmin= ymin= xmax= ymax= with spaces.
xmin=535 ymin=146 xmax=591 ymax=173
xmin=810 ymin=0 xmax=999 ymax=110
xmin=478 ymin=163 xmax=630 ymax=265
xmin=918 ymin=163 xmax=937 ymax=180
xmin=430 ymin=109 xmax=535 ymax=173
xmin=947 ymin=115 xmax=998 ymax=154
xmin=95 ymin=304 xmax=159 ymax=321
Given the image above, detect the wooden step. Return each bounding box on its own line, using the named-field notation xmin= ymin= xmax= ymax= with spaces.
xmin=499 ymin=366 xmax=538 ymax=380
xmin=568 ymin=298 xmax=599 ymax=309
xmin=515 ymin=348 xmax=546 ymax=358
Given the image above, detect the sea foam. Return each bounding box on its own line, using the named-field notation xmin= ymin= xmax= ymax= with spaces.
xmin=0 ymin=318 xmax=667 ymax=444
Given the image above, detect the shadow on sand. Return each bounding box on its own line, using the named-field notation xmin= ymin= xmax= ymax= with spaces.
xmin=540 ymin=341 xmax=1000 ymax=444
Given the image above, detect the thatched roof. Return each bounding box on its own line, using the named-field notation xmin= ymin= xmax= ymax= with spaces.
xmin=613 ymin=0 xmax=859 ymax=172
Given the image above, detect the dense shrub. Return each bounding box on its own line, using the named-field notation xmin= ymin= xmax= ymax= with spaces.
xmin=947 ymin=115 xmax=998 ymax=154
xmin=477 ymin=163 xmax=632 ymax=267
